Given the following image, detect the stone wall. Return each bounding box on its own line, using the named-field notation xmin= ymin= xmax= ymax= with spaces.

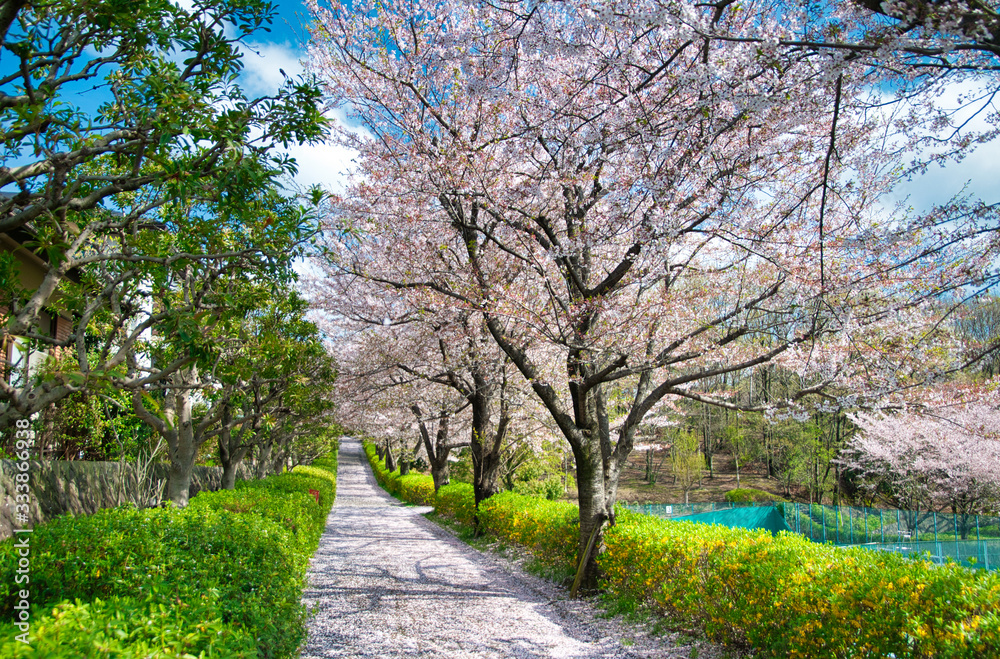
xmin=0 ymin=460 xmax=238 ymax=540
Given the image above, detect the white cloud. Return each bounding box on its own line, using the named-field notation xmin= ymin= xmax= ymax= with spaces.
xmin=891 ymin=140 xmax=1000 ymax=210
xmin=884 ymin=79 xmax=1000 ymax=211
xmin=281 ymin=138 xmax=357 ymax=191
xmin=239 ymin=41 xmax=307 ymax=97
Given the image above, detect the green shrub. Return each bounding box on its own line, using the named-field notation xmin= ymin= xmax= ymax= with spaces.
xmin=0 ymin=451 xmax=339 ymax=658
xmin=433 ymin=483 xmax=477 ymax=525
xmin=511 ymin=475 xmax=565 ymax=501
xmin=399 ymin=473 xmax=436 ymax=505
xmin=0 ymin=596 xmax=257 ymax=658
xmin=724 ymin=488 xmax=786 ymax=503
xmin=363 ymin=441 xmax=402 ymax=495
xmin=478 ymin=492 xmax=578 ymax=571
xmin=599 ymin=509 xmax=1000 ymax=658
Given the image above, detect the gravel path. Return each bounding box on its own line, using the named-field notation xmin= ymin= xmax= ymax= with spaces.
xmin=300 ymin=437 xmax=730 ymax=659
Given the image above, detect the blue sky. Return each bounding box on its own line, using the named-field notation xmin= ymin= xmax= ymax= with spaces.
xmin=236 ymin=0 xmax=357 ymax=192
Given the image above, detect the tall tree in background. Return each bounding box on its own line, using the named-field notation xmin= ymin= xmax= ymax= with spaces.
xmin=309 ymin=0 xmax=997 ymax=587
xmin=214 ymin=286 xmax=336 ymax=489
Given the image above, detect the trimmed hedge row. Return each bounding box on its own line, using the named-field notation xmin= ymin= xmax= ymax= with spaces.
xmin=601 ymin=509 xmax=1000 ymax=658
xmin=363 ymin=442 xmax=436 ymax=503
xmin=0 ymin=455 xmax=338 ymax=658
xmin=477 ymin=492 xmax=578 ymax=571
xmin=362 ymin=440 xmax=1000 ymax=658
xmin=724 ymin=487 xmax=787 ymax=503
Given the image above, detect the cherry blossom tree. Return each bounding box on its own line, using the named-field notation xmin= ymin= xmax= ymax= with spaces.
xmin=841 ymin=403 xmax=1000 ymax=526
xmin=311 ymin=269 xmax=539 ymax=506
xmin=308 ymin=0 xmax=997 ymax=587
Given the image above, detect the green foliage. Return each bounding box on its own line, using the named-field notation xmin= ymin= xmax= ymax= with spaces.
xmin=363 ymin=441 xmax=395 ymax=489
xmin=0 ymin=596 xmax=258 ymax=658
xmin=670 ymin=429 xmax=705 ymax=501
xmin=477 ymin=492 xmax=579 ymax=573
xmin=512 ymin=475 xmax=565 ymax=501
xmin=434 ymin=483 xmax=478 ymax=526
xmin=600 ymin=509 xmax=1000 ymax=658
xmin=725 ymin=488 xmax=787 ymax=503
xmin=0 ymin=456 xmax=338 ymax=658
xmin=399 ymin=474 xmax=436 ymax=505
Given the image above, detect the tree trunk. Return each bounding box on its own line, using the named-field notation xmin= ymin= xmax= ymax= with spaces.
xmin=221 ymin=455 xmax=248 ymax=490
xmin=132 ymin=380 xmax=207 ymax=508
xmin=384 ymin=441 xmax=396 ymax=471
xmin=574 ymin=443 xmax=610 ymax=592
xmin=165 ymin=459 xmax=195 ymax=507
xmin=468 ymin=383 xmax=510 ymax=516
xmin=217 ymin=408 xmax=251 ymax=490
xmin=256 ymin=440 xmax=273 ymax=479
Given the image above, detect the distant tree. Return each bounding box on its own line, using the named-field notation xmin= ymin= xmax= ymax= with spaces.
xmin=840 ymin=404 xmax=1000 ymax=524
xmin=670 ymin=430 xmax=705 ymax=505
xmin=958 ymin=296 xmax=1000 ymax=378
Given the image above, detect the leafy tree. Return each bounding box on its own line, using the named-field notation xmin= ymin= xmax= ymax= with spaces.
xmin=670 ymin=430 xmax=705 ymax=505
xmin=126 ymin=223 xmax=314 ymax=505
xmin=212 ymin=286 xmax=336 ymax=487
xmin=0 ymin=0 xmax=326 ymax=428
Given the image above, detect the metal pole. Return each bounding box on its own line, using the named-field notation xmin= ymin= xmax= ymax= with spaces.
xmin=880 ymin=510 xmax=884 ymax=544
xmin=897 ymin=509 xmax=901 ymax=544
xmin=955 ymin=514 xmax=960 ymax=565
xmin=823 ymin=506 xmax=827 ymax=544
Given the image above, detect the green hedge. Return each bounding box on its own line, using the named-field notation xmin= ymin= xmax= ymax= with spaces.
xmin=363 ymin=441 xmax=467 ymax=516
xmin=363 ymin=441 xmax=438 ymax=506
xmin=434 ymin=483 xmax=476 ymax=526
xmin=477 ymin=491 xmax=578 ymax=572
xmin=600 ymin=509 xmax=1000 ymax=658
xmin=0 ymin=454 xmax=338 ymax=658
xmin=361 ymin=439 xmax=1000 ymax=658
xmin=724 ymin=487 xmax=786 ymax=503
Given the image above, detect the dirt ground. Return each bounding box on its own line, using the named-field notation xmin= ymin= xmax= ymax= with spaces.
xmin=563 ymin=450 xmax=803 ymax=505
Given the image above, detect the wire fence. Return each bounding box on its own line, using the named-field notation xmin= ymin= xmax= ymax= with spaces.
xmin=624 ymin=501 xmax=1000 ymax=571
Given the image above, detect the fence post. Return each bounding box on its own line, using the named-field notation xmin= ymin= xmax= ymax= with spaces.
xmin=955 ymin=514 xmax=960 ymax=565
xmin=823 ymin=506 xmax=827 ymax=544
xmin=933 ymin=511 xmax=938 ymax=545
xmin=897 ymin=509 xmax=901 ymax=544
xmin=849 ymin=507 xmax=854 ymax=544
xmin=880 ymin=510 xmax=884 ymax=544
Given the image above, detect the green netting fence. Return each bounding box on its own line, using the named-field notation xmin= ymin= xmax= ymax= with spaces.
xmin=623 ymin=501 xmax=1000 ymax=571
